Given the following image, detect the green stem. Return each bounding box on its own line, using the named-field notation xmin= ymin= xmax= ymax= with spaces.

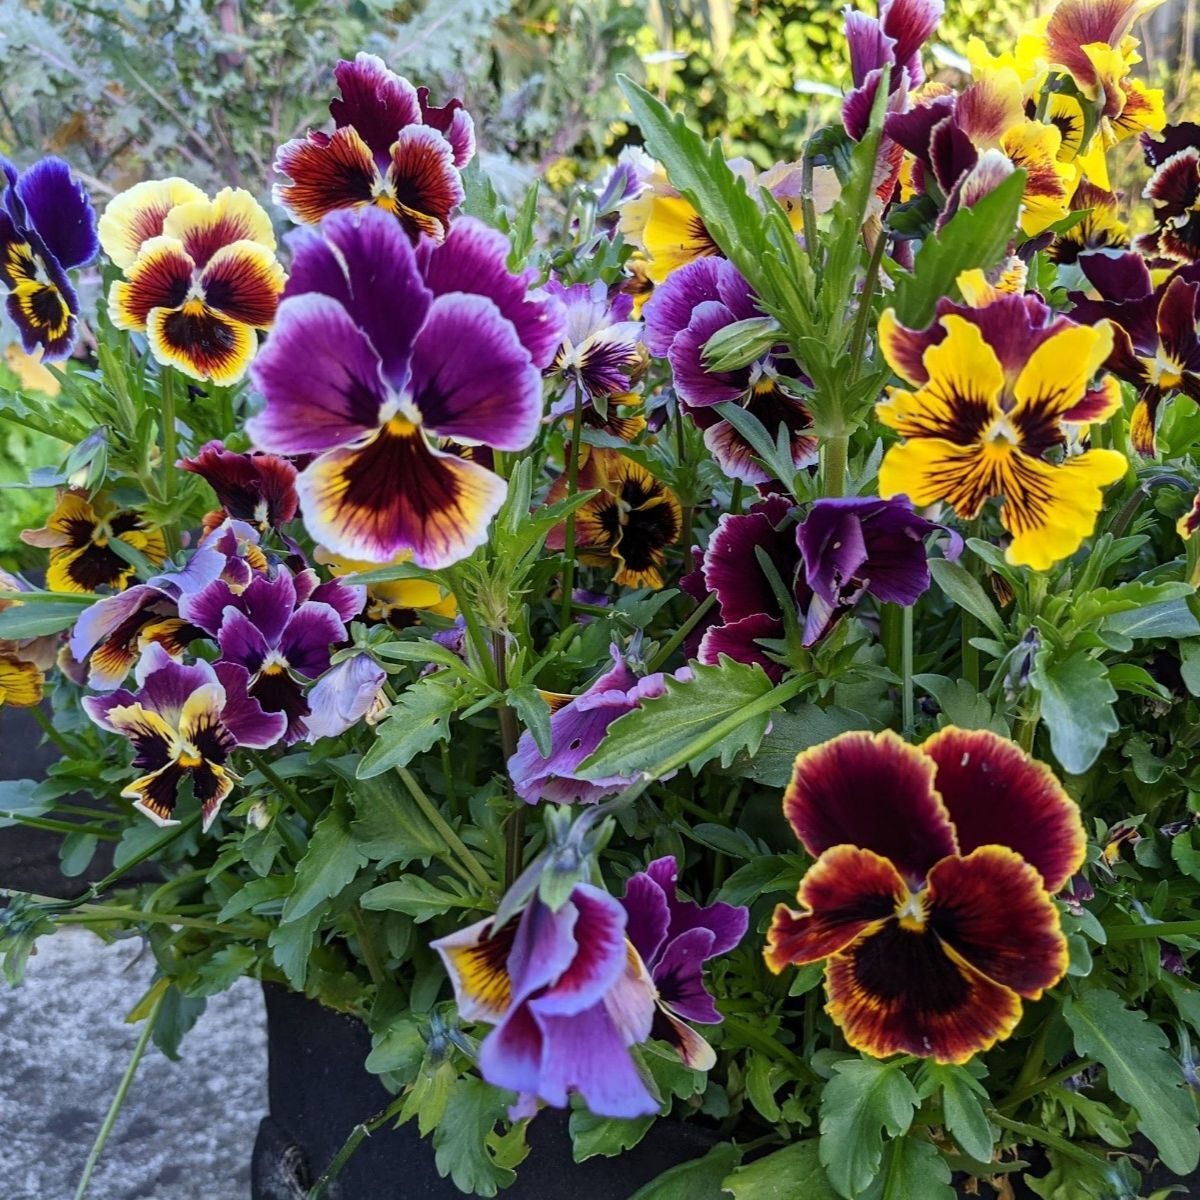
xmin=901 ymin=604 xmax=914 ymax=735
xmin=349 ymin=905 xmax=387 ymax=990
xmin=988 ymin=1111 xmax=1118 ymax=1175
xmin=246 ymin=750 xmax=316 ymax=825
xmin=559 ymin=388 xmax=586 ymax=629
xmin=1016 ymin=710 xmax=1039 ymax=754
xmin=74 ymin=988 xmax=166 ymax=1200
xmin=58 ymin=904 xmax=262 ymax=934
xmin=997 ymin=1059 xmax=1095 ymax=1113
xmin=160 ymin=368 xmax=179 ymax=555
xmin=0 ymin=813 xmax=119 ymax=839
xmin=1106 ymin=918 xmax=1200 ymax=941
xmin=493 ymin=631 xmax=524 ymax=891
xmin=443 ymin=564 xmax=494 ymax=686
xmin=647 ymin=592 xmax=717 ymax=673
xmin=720 ymin=1013 xmax=818 ymax=1083
xmin=821 ymin=434 xmax=849 ymax=499
xmin=307 ymin=1101 xmax=403 ymax=1200
xmin=848 ymin=228 xmax=888 ymax=376
xmin=674 ymin=404 xmax=693 ymax=558
xmin=395 ymin=767 xmax=493 ymax=894
xmin=30 ymin=705 xmax=77 ymax=756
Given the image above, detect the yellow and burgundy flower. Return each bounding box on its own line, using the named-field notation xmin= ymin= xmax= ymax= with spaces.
xmin=1069 ymin=252 xmax=1200 ymax=454
xmin=315 ymin=546 xmax=458 ymax=628
xmin=180 ymin=440 xmax=299 ymax=537
xmin=0 ymin=156 xmax=98 ymax=360
xmin=273 ymin=53 xmax=472 ymax=242
xmin=548 ymin=449 xmax=681 ymax=590
xmin=83 ymin=643 xmax=286 ymax=829
xmin=249 ymin=208 xmax=563 ymax=568
xmin=97 ymin=177 xmax=207 ymax=271
xmin=765 ymin=728 xmax=1085 ymax=1064
xmin=21 ymin=491 xmax=167 ymax=594
xmin=105 ymin=185 xmax=284 ymax=385
xmin=0 ymin=569 xmax=55 ymax=708
xmin=1135 ymin=123 xmax=1200 ymax=264
xmin=1050 ymin=179 xmax=1129 ymax=263
xmin=877 ymin=292 xmax=1126 ymax=569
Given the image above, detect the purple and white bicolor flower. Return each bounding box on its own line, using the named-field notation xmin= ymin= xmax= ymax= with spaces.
xmin=82 ymin=642 xmax=286 ymax=830
xmin=507 ymin=645 xmax=691 ymax=806
xmin=304 ymin=652 xmax=387 ymax=742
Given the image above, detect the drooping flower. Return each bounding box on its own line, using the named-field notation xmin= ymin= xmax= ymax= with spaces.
xmin=180 ymin=441 xmax=299 ymax=537
xmin=620 ymin=857 xmax=748 ymax=1069
xmin=1068 ymin=252 xmax=1200 ymax=455
xmin=21 ymin=491 xmax=167 ymax=594
xmin=82 ymin=642 xmax=286 ymax=829
xmin=876 ymin=292 xmax=1127 ymax=569
xmin=643 ymin=257 xmax=817 ymax=485
xmin=765 ymin=728 xmax=1085 ymax=1064
xmin=1135 ymin=123 xmax=1200 ymax=264
xmin=507 ymin=644 xmax=690 ymax=805
xmin=104 ymin=185 xmax=285 ymax=385
xmin=247 ymin=208 xmax=563 ymax=568
xmin=432 ymin=884 xmax=659 ymax=1119
xmin=0 ymin=156 xmax=98 ymax=359
xmin=543 ymin=279 xmax=646 ymax=441
xmin=273 ymin=53 xmax=472 ymax=241
xmin=304 ymin=653 xmax=387 ymax=742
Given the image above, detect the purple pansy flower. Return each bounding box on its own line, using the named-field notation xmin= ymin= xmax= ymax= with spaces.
xmin=507 ymin=645 xmax=691 ymax=805
xmin=82 ymin=642 xmax=285 ymax=829
xmin=304 ymin=653 xmax=387 ymax=742
xmin=1 ymin=155 xmax=98 ymax=359
xmin=642 ymin=258 xmax=817 ymax=484
xmin=621 ymin=857 xmax=748 ymax=1070
xmin=247 ymin=207 xmax=564 ymax=567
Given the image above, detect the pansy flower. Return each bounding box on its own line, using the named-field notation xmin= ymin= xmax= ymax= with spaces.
xmin=304 ymin=653 xmax=387 ymax=742
xmin=507 ymin=644 xmax=690 ymax=805
xmin=621 ymin=857 xmax=748 ymax=1069
xmin=248 ymin=208 xmax=563 ymax=568
xmin=643 ymin=257 xmax=817 ymax=485
xmin=0 ymin=156 xmax=98 ymax=360
xmin=21 ymin=491 xmax=167 ymax=594
xmin=544 ymin=279 xmax=646 ymax=442
xmin=876 ymin=291 xmax=1127 ymax=569
xmin=765 ymin=728 xmax=1085 ymax=1064
xmin=1135 ymin=123 xmax=1200 ymax=264
xmin=0 ymin=569 xmax=57 ymax=708
xmin=104 ymin=184 xmax=285 ymax=385
xmin=83 ymin=643 xmax=286 ymax=829
xmin=180 ymin=441 xmax=299 ymax=538
xmin=274 ymin=53 xmax=472 ymax=241
xmin=433 ymin=883 xmax=659 ymax=1119
xmin=314 ymin=547 xmax=457 ymax=627
xmin=1049 ymin=180 xmax=1129 ymax=264
xmin=1068 ymin=252 xmax=1200 ymax=455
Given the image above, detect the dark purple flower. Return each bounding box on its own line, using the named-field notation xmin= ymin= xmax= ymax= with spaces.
xmin=305 ymin=653 xmax=386 ymax=741
xmin=1136 ymin=123 xmax=1200 ymax=264
xmin=82 ymin=643 xmax=285 ymax=829
xmin=0 ymin=155 xmax=97 ymax=359
xmin=621 ymin=857 xmax=748 ymax=1068
xmin=180 ymin=440 xmax=299 ymax=535
xmin=507 ymin=645 xmax=690 ymax=805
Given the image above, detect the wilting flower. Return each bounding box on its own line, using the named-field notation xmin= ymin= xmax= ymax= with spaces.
xmin=765 ymin=728 xmax=1085 ymax=1064
xmin=620 ymin=857 xmax=748 ymax=1069
xmin=180 ymin=565 xmax=359 ymax=743
xmin=1049 ymin=180 xmax=1129 ymax=264
xmin=549 ymin=449 xmax=681 ymax=589
xmin=83 ymin=643 xmax=286 ymax=829
xmin=0 ymin=156 xmax=98 ymax=359
xmin=797 ymin=496 xmax=960 ymax=643
xmin=877 ymin=290 xmax=1127 ymax=569
xmin=304 ymin=653 xmax=387 ymax=742
xmin=104 ymin=184 xmax=285 ymax=385
xmin=274 ymin=53 xmax=472 ymax=241
xmin=544 ymin=280 xmax=646 ymax=441
xmin=180 ymin=441 xmax=299 ymax=537
xmin=21 ymin=491 xmax=167 ymax=594
xmin=643 ymin=257 xmax=817 ymax=485
xmin=1068 ymin=252 xmax=1200 ymax=455
xmin=248 ymin=208 xmax=563 ymax=568
xmin=433 ymin=883 xmax=659 ymax=1119
xmin=1135 ymin=123 xmax=1200 ymax=264
xmin=508 ymin=644 xmax=690 ymax=805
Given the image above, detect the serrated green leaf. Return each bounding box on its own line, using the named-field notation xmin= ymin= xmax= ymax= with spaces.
xmin=357 ymin=677 xmax=459 ymax=778
xmin=926 ymin=1063 xmax=994 ymax=1162
xmin=722 ymin=1139 xmax=837 ymax=1199
xmin=281 ymin=801 xmax=366 ymax=922
xmin=365 ymin=1013 xmax=425 ymax=1081
xmin=268 ymin=903 xmax=325 ymax=990
xmin=734 ymin=704 xmax=871 ymax=787
xmin=860 ymin=1136 xmax=954 ymax=1200
xmin=1063 ymin=988 xmax=1200 ymax=1175
xmin=432 ymin=1076 xmax=517 ymax=1196
xmin=1030 ymin=650 xmax=1118 ymax=775
xmin=628 ymin=1143 xmax=741 ymax=1200
xmin=568 ymin=1110 xmax=655 ymax=1162
xmin=349 ymin=773 xmax=443 ymax=868
xmin=928 ymin=558 xmax=1006 ymax=639
xmin=359 ymin=876 xmax=470 ymax=922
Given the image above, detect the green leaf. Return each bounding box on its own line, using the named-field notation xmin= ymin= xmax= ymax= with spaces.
xmin=568 ymin=1110 xmax=655 ymax=1162
xmin=58 ymin=830 xmax=98 ymax=877
xmin=432 ymin=1076 xmax=517 ymax=1196
xmin=860 ymin=1136 xmax=954 ymax=1200
xmin=359 ymin=877 xmax=470 ymax=923
xmin=704 ymin=316 xmax=782 ymax=372
xmin=627 ymin=1143 xmax=741 ymax=1200
xmin=579 ymin=656 xmax=777 ymax=780
xmin=151 ymin=983 xmax=206 ymax=1061
xmin=1030 ymin=650 xmax=1118 ymax=775
xmin=722 ymin=1139 xmax=838 ymax=1198
xmin=819 ymin=1059 xmax=919 ymax=1199
xmin=349 ymin=774 xmax=443 ymax=868
xmin=268 ymin=903 xmax=326 ymax=990
xmin=365 ymin=1013 xmax=426 ymax=1081
xmin=1063 ymin=988 xmax=1200 ymax=1174
xmin=928 ymin=558 xmax=1006 ymax=639
xmin=508 ymin=683 xmax=551 ymax=757
xmin=0 ymin=601 xmax=85 ymax=638
xmin=357 ymin=677 xmax=459 ymax=779
xmin=890 ymin=171 xmax=1026 ymax=328
xmin=0 ymin=778 xmax=51 ymax=828
xmin=189 ymin=944 xmax=257 ymax=996
xmin=735 ymin=705 xmax=870 ymax=787
xmin=925 ymin=1063 xmax=993 ymax=1162
xmin=1105 ymin=598 xmax=1200 ymax=639
xmin=217 ymin=874 xmax=291 ymax=921
xmin=281 ymin=801 xmax=366 ymax=923
xmin=913 ymin=674 xmax=1008 ymax=734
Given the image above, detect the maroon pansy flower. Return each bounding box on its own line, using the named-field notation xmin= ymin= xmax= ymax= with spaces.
xmin=180 ymin=441 xmax=299 ymax=537
xmin=1136 ymin=122 xmax=1200 ymax=264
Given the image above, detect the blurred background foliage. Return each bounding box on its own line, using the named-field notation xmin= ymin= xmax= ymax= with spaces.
xmin=0 ymin=0 xmax=1194 ymax=567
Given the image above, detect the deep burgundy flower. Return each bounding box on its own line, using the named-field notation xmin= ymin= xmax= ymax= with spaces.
xmin=180 ymin=441 xmax=299 ymax=535
xmin=1136 ymin=123 xmax=1200 ymax=264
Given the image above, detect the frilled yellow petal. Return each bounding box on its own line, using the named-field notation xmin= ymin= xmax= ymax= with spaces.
xmin=1001 ymin=449 xmax=1127 ymax=569
xmin=0 ymin=654 xmax=43 ymax=708
xmin=643 ymin=194 xmax=722 ymax=283
xmin=108 ymin=236 xmax=194 ymax=333
xmin=956 ymin=259 xmax=1028 ymax=307
xmin=161 ymin=187 xmax=276 ymax=266
xmin=879 ymin=438 xmax=1001 ymax=518
xmin=1001 ymin=121 xmax=1076 ymax=236
xmin=315 ymin=547 xmax=458 ymax=618
xmin=1074 ymin=133 xmax=1112 ymax=190
xmin=1110 ymin=78 xmax=1166 ymax=144
xmin=1012 ymin=321 xmax=1114 ymax=423
xmin=146 ymin=302 xmax=256 ymax=387
xmin=98 ymin=178 xmax=208 ymax=271
xmin=957 ymin=68 xmax=1027 ymax=150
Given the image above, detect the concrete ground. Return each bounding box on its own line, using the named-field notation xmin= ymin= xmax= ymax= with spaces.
xmin=0 ymin=926 xmax=266 ymax=1200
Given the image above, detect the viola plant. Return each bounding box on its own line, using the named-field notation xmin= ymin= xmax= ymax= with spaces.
xmin=3 ymin=6 xmax=1200 ymax=1199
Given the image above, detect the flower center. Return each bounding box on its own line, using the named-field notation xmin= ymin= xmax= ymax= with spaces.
xmin=895 ymin=889 xmax=928 ymax=932
xmin=983 ymin=413 xmax=1021 ymax=447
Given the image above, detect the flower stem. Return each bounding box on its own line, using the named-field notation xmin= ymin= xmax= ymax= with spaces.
xmin=395 ymin=766 xmax=493 ymax=894
xmin=848 ymin=227 xmax=888 ymax=375
xmin=674 ymin=403 xmax=693 ymax=558
xmin=349 ymin=905 xmax=387 ymax=990
xmin=1106 ymin=918 xmax=1200 ymax=941
xmin=30 ymin=704 xmax=77 ymax=756
xmin=73 ymin=987 xmax=165 ymax=1200
xmin=159 ymin=367 xmax=179 ymax=555
xmin=493 ymin=630 xmax=524 ymax=890
xmin=443 ymin=563 xmax=494 ymax=686
xmin=245 ymin=750 xmax=316 ymax=825
xmin=307 ymin=1100 xmax=404 ymax=1200
xmin=647 ymin=592 xmax=717 ymax=673
xmin=0 ymin=813 xmax=119 ymax=840
xmin=821 ymin=434 xmax=849 ymax=498
xmin=901 ymin=604 xmax=914 ymax=734
xmin=559 ymin=389 xmax=586 ymax=629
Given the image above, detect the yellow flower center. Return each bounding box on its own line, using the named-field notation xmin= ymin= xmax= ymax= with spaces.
xmin=895 ymin=889 xmax=928 ymax=932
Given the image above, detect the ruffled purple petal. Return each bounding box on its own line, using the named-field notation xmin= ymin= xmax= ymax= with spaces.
xmin=532 ymin=885 xmax=629 ymax=1016
xmin=698 ymin=613 xmax=786 ymax=680
xmin=305 ymin=653 xmax=386 ymax=741
xmin=14 ymin=156 xmax=98 ymax=270
xmin=641 ymin=257 xmax=727 ymax=357
xmin=652 ymin=928 xmax=721 ymax=1024
xmin=620 ymin=872 xmax=671 ymax=966
xmin=278 ymin=602 xmax=345 ymax=678
xmin=845 ymin=11 xmax=895 ymax=84
xmin=330 ymin=53 xmax=421 ymax=163
xmin=213 ymin=660 xmax=288 ymax=748
xmin=417 ymin=86 xmax=476 ymax=168
xmin=703 ymin=499 xmax=801 ymax=623
xmin=216 ymin=609 xmax=272 ymax=675
xmin=645 ymin=856 xmax=748 ymax=958
xmin=134 ymin=644 xmax=221 ymax=720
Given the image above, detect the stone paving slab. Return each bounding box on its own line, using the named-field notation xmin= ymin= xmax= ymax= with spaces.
xmin=0 ymin=927 xmax=266 ymax=1200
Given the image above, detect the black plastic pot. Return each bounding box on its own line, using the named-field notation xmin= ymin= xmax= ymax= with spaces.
xmin=251 ymin=983 xmax=720 ymax=1200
